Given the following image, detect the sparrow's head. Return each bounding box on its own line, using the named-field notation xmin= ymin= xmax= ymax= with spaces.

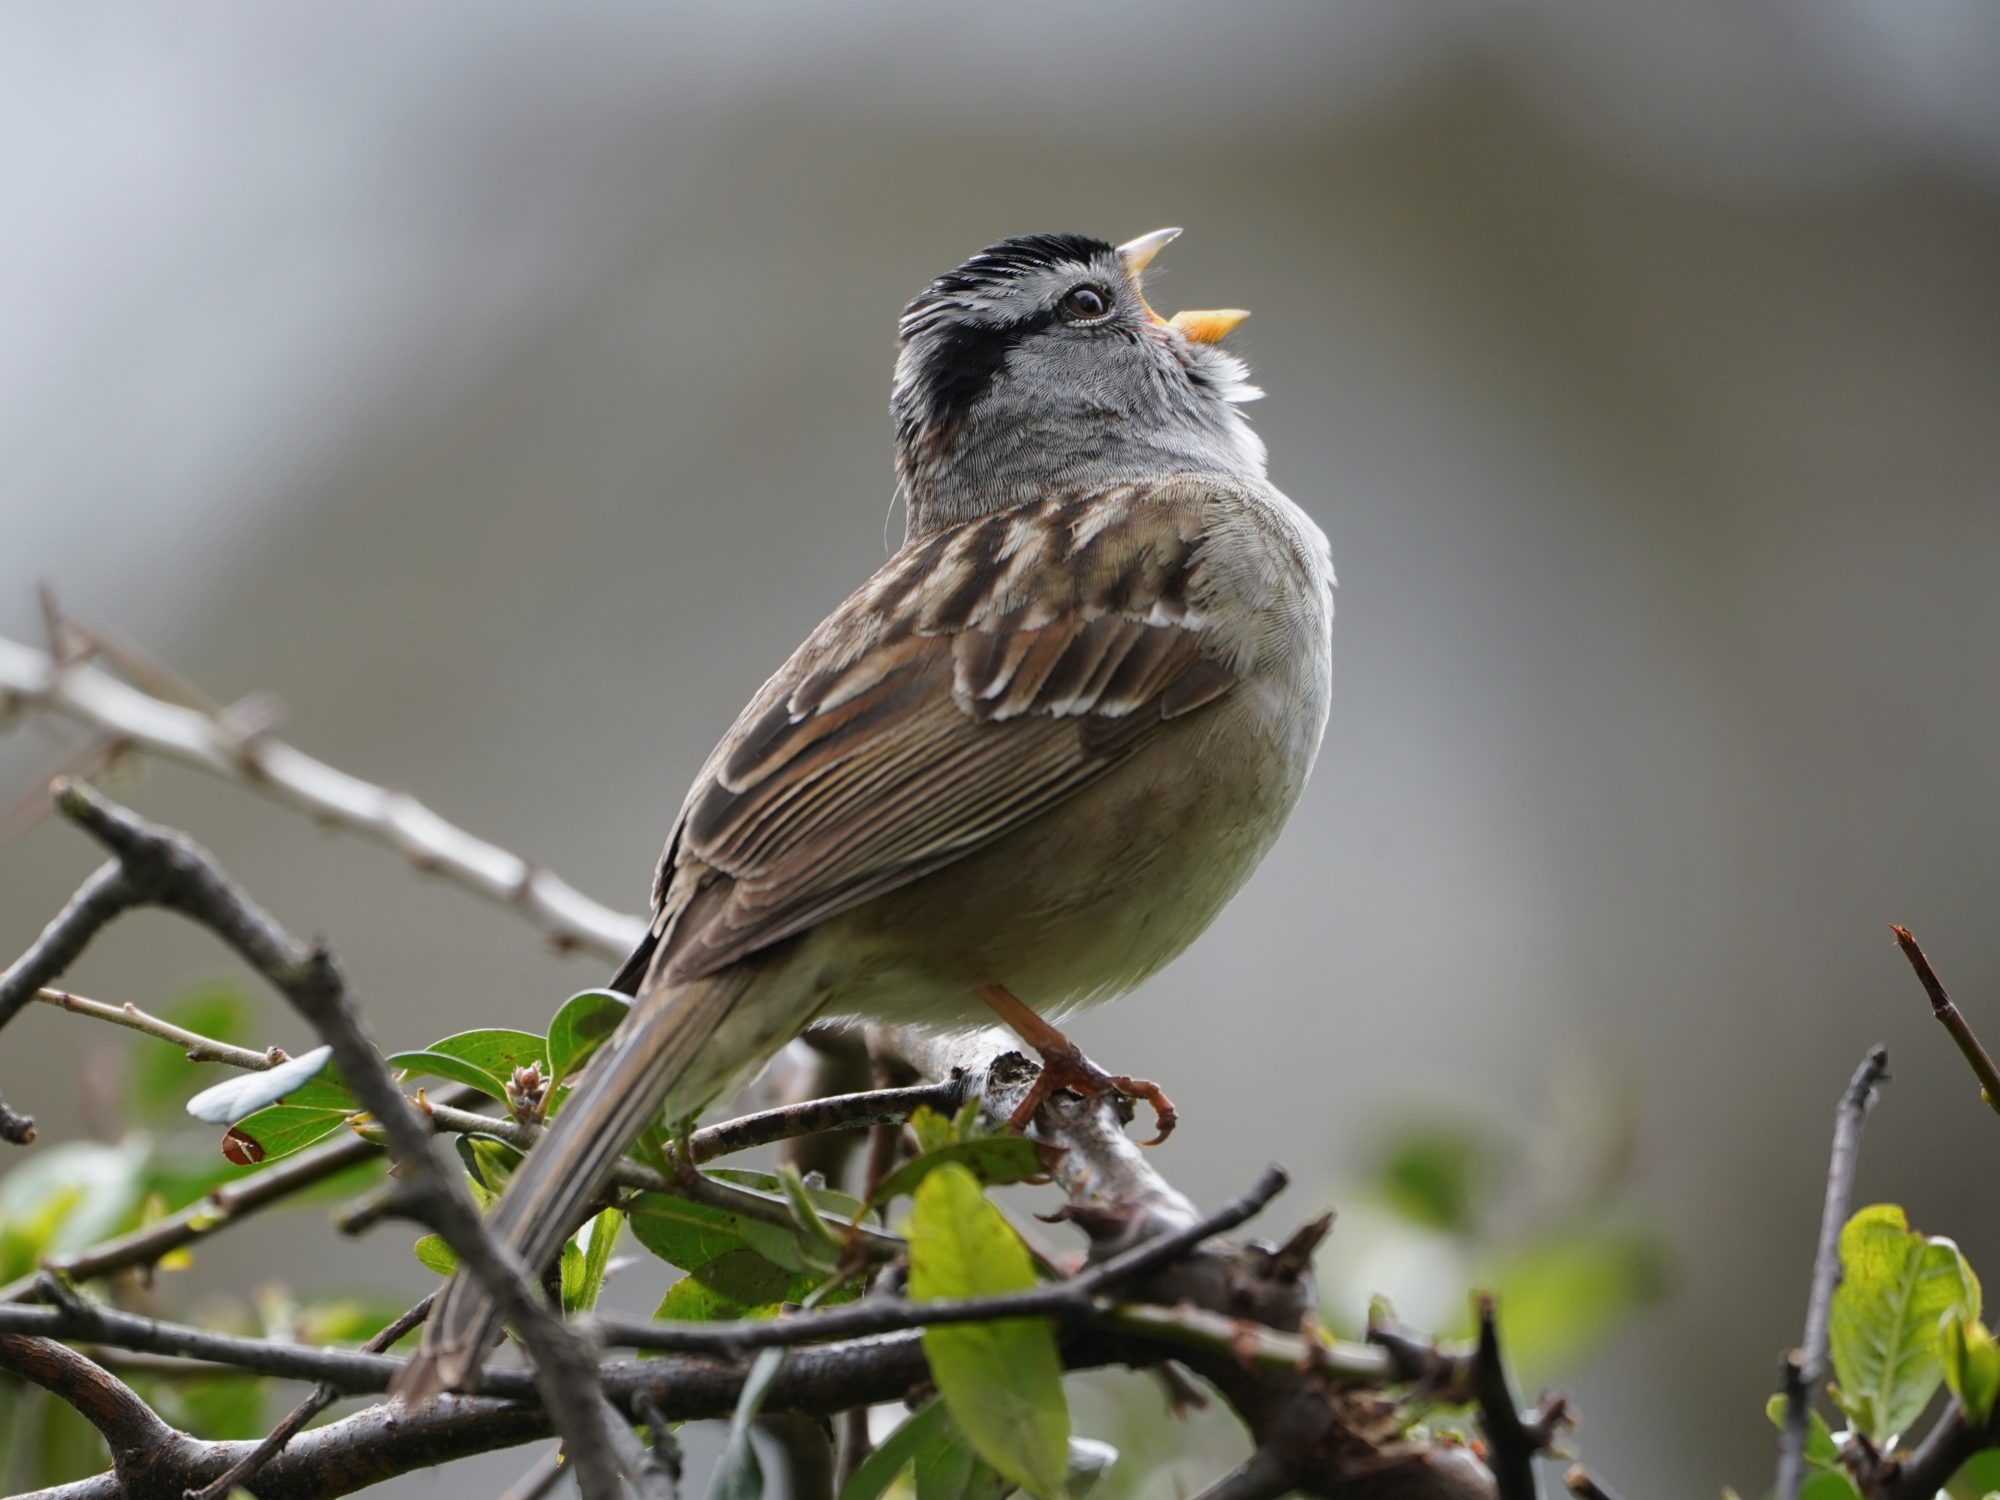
xmin=892 ymin=229 xmax=1265 ymax=536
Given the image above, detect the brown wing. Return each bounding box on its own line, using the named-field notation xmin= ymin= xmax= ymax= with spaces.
xmin=641 ymin=480 xmax=1240 ymax=986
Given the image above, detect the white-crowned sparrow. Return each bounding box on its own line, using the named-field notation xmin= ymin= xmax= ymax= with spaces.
xmin=404 ymin=228 xmax=1335 ymax=1397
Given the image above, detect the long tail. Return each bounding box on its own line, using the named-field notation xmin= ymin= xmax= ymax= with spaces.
xmin=394 ymin=967 xmax=754 ymax=1402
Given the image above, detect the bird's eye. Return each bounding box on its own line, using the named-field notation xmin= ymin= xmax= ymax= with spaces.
xmin=1060 ymin=284 xmax=1110 ymax=321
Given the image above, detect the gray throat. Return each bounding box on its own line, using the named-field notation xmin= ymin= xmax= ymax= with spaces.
xmin=898 ymin=392 xmax=1267 ymax=539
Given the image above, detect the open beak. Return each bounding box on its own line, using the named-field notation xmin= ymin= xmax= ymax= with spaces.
xmin=1116 ymin=227 xmax=1249 ymax=344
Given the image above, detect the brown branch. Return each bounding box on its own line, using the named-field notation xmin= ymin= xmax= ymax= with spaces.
xmin=1891 ymin=926 xmax=2000 ymax=1120
xmin=1776 ymin=1045 xmax=1890 ymax=1500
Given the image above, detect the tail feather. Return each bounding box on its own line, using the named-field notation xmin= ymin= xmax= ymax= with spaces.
xmin=394 ymin=969 xmax=752 ymax=1402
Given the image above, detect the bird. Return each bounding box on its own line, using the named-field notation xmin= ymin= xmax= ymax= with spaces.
xmin=400 ymin=227 xmax=1335 ymax=1399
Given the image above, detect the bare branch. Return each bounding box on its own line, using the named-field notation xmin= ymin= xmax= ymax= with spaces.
xmin=1891 ymin=925 xmax=2000 ymax=1121
xmin=33 ymin=984 xmax=290 ymax=1070
xmin=1776 ymin=1045 xmax=1890 ymax=1500
xmin=0 ymin=632 xmax=646 ymax=962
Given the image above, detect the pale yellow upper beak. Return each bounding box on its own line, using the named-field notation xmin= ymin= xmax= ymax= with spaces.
xmin=1115 ymin=227 xmax=1250 ymax=344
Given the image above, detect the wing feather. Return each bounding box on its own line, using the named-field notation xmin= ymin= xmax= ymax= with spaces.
xmin=645 ymin=480 xmax=1241 ymax=984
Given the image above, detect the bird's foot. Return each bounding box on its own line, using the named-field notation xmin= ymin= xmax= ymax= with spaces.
xmin=1004 ymin=1039 xmax=1177 ymax=1145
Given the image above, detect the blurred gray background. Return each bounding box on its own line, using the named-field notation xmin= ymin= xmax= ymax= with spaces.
xmin=3 ymin=2 xmax=1998 ymax=1494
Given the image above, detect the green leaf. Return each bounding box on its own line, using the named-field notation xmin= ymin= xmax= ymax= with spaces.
xmin=558 ymin=1238 xmax=587 ymax=1317
xmin=1763 ymin=1394 xmax=1842 ymax=1469
xmin=908 ymin=1163 xmax=1069 ymax=1499
xmin=230 ymin=1073 xmax=361 ymax=1161
xmin=1479 ymin=1226 xmax=1666 ymax=1385
xmin=1829 ymin=1204 xmax=1982 ymax=1442
xmin=571 ymin=1207 xmax=624 ymax=1316
xmin=1943 ymin=1311 xmax=2000 ymax=1425
xmin=130 ymin=985 xmax=251 ymax=1114
xmin=547 ymin=990 xmax=629 ymax=1088
xmin=389 ymin=1028 xmax=548 ymax=1102
xmin=1375 ymin=1124 xmax=1487 ymax=1234
xmin=455 ymin=1135 xmax=526 ymax=1196
xmin=0 ymin=1139 xmax=151 ymax=1281
xmin=1799 ymin=1472 xmax=1863 ymax=1500
xmin=656 ymin=1250 xmax=806 ymax=1322
xmin=707 ymin=1345 xmax=786 ymax=1500
xmin=1947 ymin=1449 xmax=2000 ymax=1499
xmin=839 ymin=1398 xmax=956 ymax=1500
xmin=868 ymin=1136 xmax=1046 ymax=1210
xmin=909 ymin=1106 xmax=960 ymax=1156
xmin=413 ymin=1235 xmax=457 ymax=1276
xmin=628 ymin=1192 xmax=750 ymax=1272
xmin=386 ymin=1050 xmax=507 ymax=1100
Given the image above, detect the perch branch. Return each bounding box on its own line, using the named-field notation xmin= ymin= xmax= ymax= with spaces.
xmin=1776 ymin=1045 xmax=1890 ymax=1500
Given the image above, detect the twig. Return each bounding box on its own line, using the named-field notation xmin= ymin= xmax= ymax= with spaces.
xmin=37 ymin=781 xmax=627 ymax=1500
xmin=184 ymin=1295 xmax=435 ymax=1500
xmin=591 ymin=1164 xmax=1289 ymax=1356
xmin=1776 ymin=1045 xmax=1890 ymax=1500
xmin=1891 ymin=926 xmax=2000 ymax=1119
xmin=0 ymin=633 xmax=646 ymax=962
xmin=1472 ymin=1295 xmax=1540 ymax=1500
xmin=32 ymin=985 xmax=289 ymax=1070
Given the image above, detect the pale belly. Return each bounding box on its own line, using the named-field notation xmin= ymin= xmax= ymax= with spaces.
xmin=812 ymin=653 xmax=1328 ymax=1031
